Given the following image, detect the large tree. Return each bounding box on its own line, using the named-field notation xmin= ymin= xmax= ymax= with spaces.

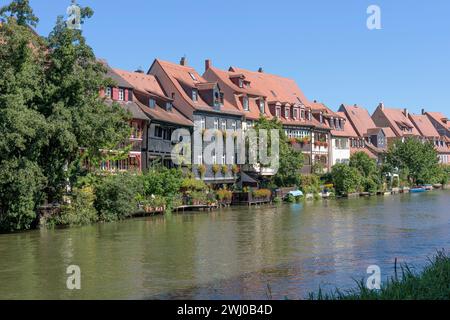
xmin=0 ymin=1 xmax=131 ymax=231
xmin=253 ymin=116 xmax=304 ymax=187
xmin=386 ymin=137 xmax=440 ymax=185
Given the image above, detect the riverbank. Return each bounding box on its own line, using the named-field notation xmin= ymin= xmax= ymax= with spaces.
xmin=309 ymin=251 xmax=450 ymax=300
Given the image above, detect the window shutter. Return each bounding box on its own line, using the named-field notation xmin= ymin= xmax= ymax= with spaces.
xmin=112 ymin=88 xmax=119 ymax=100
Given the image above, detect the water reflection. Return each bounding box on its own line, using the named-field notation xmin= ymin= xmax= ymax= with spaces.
xmin=0 ymin=191 xmax=449 ymax=299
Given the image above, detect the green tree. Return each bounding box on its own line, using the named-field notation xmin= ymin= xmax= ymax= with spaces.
xmin=386 ymin=137 xmax=440 ymax=185
xmin=349 ymin=152 xmax=378 ymax=178
xmin=253 ymin=116 xmax=304 ymax=187
xmin=331 ymin=164 xmax=363 ymax=195
xmin=0 ymin=0 xmax=39 ymax=27
xmin=0 ymin=2 xmax=132 ymax=231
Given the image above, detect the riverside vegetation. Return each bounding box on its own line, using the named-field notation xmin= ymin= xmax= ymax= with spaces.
xmin=309 ymin=251 xmax=450 ymax=300
xmin=1 ymin=1 xmax=449 ymax=232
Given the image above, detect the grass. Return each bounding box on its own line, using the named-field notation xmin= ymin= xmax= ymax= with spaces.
xmin=309 ymin=251 xmax=450 ymax=300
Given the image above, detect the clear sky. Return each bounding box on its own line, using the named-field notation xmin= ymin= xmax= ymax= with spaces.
xmin=15 ymin=0 xmax=450 ymax=115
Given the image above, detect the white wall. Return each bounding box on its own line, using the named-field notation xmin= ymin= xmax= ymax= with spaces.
xmin=331 ymin=137 xmax=350 ymax=166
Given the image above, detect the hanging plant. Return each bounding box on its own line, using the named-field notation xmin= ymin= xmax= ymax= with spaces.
xmin=197 ymin=164 xmax=206 ymax=178
xmin=221 ymin=165 xmax=229 ymax=175
xmin=212 ymin=164 xmax=221 ymax=176
xmin=232 ymin=164 xmax=240 ymax=176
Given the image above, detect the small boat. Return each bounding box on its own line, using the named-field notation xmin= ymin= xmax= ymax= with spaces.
xmin=288 ymin=190 xmax=303 ymax=197
xmin=423 ymin=184 xmax=434 ymax=191
xmin=410 ymin=187 xmax=426 ymax=193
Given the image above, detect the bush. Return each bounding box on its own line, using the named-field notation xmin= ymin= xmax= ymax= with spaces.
xmin=94 ymin=173 xmax=142 ymax=221
xmin=331 ymin=164 xmax=363 ymax=195
xmin=364 ymin=178 xmax=378 ymax=194
xmin=53 ymin=187 xmax=98 ymax=227
xmin=300 ymin=174 xmax=321 ymax=194
xmin=0 ymin=159 xmax=46 ymax=232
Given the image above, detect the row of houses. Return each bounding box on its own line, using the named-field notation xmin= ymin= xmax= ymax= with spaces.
xmin=102 ymin=57 xmax=450 ymax=183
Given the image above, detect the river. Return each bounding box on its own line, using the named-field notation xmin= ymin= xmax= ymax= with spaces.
xmin=0 ymin=190 xmax=449 ymax=300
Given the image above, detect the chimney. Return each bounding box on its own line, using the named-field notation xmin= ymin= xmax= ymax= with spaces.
xmin=354 ymin=103 xmax=357 ymax=107
xmin=134 ymin=69 xmax=144 ymax=74
xmin=258 ymin=67 xmax=264 ymax=73
xmin=378 ymin=102 xmax=385 ymax=110
xmin=205 ymin=59 xmax=211 ymax=71
xmin=180 ymin=56 xmax=187 ymax=66
xmin=403 ymin=108 xmax=409 ymax=117
xmin=421 ymin=108 xmax=425 ymax=115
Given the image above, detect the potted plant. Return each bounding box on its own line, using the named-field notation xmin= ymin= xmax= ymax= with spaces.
xmin=221 ymin=165 xmax=228 ymax=176
xmin=197 ymin=164 xmax=206 ymax=178
xmin=212 ymin=164 xmax=221 ymax=176
xmin=232 ymin=164 xmax=240 ymax=176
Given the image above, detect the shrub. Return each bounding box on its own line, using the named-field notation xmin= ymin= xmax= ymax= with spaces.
xmin=364 ymin=178 xmax=378 ymax=194
xmin=53 ymin=187 xmax=98 ymax=227
xmin=221 ymin=165 xmax=229 ymax=175
xmin=331 ymin=164 xmax=363 ymax=195
xmin=94 ymin=173 xmax=142 ymax=222
xmin=301 ymin=174 xmax=321 ymax=194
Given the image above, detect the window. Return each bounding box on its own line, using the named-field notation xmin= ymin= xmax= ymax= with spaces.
xmin=308 ymin=111 xmax=312 ymax=121
xmin=301 ymin=109 xmax=305 ymax=119
xmin=275 ymin=107 xmax=281 ymax=118
xmin=293 ymin=108 xmax=298 ymax=119
xmin=189 ymin=72 xmax=197 ymax=81
xmin=242 ymin=96 xmax=249 ymax=111
xmin=197 ymin=154 xmax=203 ymax=165
xmin=212 ymin=153 xmax=217 ymax=164
xmin=238 ymin=78 xmax=244 ymax=88
xmin=192 ymin=89 xmax=198 ymax=102
xmin=222 ymin=153 xmax=226 ymax=165
xmin=105 ymin=87 xmax=112 ymax=98
xmin=319 ymin=112 xmax=323 ymax=123
xmin=149 ymin=98 xmax=156 ymax=108
xmin=200 ymin=117 xmax=206 ymax=130
xmin=214 ymin=118 xmax=219 ymax=130
xmin=232 ymin=121 xmax=237 ymax=132
xmin=221 ymin=120 xmax=227 ymax=131
xmin=285 ymin=107 xmax=290 ymax=119
xmin=259 ymin=100 xmax=265 ymax=114
xmin=118 ymin=88 xmax=125 ymax=101
xmin=166 ymin=102 xmax=173 ymax=111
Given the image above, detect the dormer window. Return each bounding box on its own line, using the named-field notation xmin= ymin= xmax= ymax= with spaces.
xmin=192 ymin=89 xmax=198 ymax=102
xmin=301 ymin=109 xmax=305 ymax=119
xmin=275 ymin=107 xmax=281 ymax=118
xmin=308 ymin=110 xmax=312 ymax=121
xmin=105 ymin=87 xmax=112 ymax=99
xmin=285 ymin=107 xmax=290 ymax=119
xmin=330 ymin=117 xmax=334 ymax=128
xmin=166 ymin=102 xmax=172 ymax=111
xmin=293 ymin=108 xmax=298 ymax=119
xmin=238 ymin=78 xmax=244 ymax=88
xmin=259 ymin=100 xmax=265 ymax=114
xmin=149 ymin=98 xmax=156 ymax=108
xmin=214 ymin=91 xmax=221 ymax=108
xmin=243 ymin=96 xmax=249 ymax=111
xmin=118 ymin=88 xmax=125 ymax=101
xmin=319 ymin=112 xmax=323 ymax=124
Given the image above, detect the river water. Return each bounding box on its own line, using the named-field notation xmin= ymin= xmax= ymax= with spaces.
xmin=0 ymin=190 xmax=449 ymax=300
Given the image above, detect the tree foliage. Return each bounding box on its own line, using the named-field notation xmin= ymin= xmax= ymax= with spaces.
xmin=386 ymin=137 xmax=440 ymax=185
xmin=0 ymin=2 xmax=131 ymax=231
xmin=331 ymin=164 xmax=363 ymax=195
xmin=253 ymin=116 xmax=304 ymax=187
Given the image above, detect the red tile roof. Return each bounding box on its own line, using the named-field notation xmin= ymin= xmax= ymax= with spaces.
xmin=110 ymin=68 xmax=192 ymax=127
xmin=339 ymin=104 xmax=377 ymax=137
xmin=334 ymin=111 xmax=358 ymax=137
xmin=153 ymin=59 xmax=243 ymax=116
xmin=377 ymin=107 xmax=420 ymax=137
xmin=203 ymin=66 xmax=269 ymax=120
xmin=409 ymin=114 xmax=440 ymax=138
xmin=229 ymin=66 xmax=310 ymax=106
xmin=425 ymin=112 xmax=450 ymax=132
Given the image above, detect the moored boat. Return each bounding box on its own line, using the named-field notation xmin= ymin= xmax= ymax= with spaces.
xmin=410 ymin=186 xmax=426 ymax=193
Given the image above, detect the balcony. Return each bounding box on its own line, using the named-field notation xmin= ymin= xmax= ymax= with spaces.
xmin=148 ymin=138 xmax=173 ymax=155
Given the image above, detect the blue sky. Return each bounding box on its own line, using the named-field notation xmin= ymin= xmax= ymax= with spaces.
xmin=15 ymin=0 xmax=450 ymax=115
